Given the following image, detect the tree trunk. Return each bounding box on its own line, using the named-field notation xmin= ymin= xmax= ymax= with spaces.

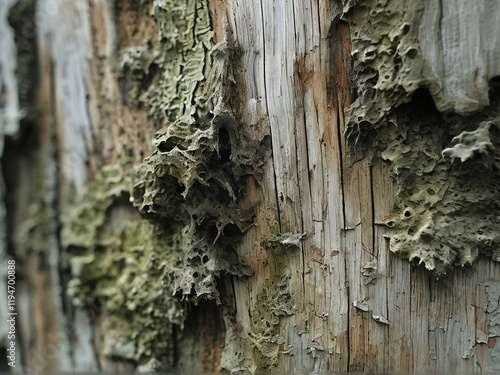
xmin=1 ymin=0 xmax=500 ymax=374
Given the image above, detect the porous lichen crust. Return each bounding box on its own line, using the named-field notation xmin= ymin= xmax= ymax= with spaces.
xmin=339 ymin=0 xmax=500 ymax=142
xmin=380 ymin=95 xmax=500 ymax=275
xmin=64 ymin=1 xmax=267 ymax=368
xmin=61 ymin=164 xmax=184 ymax=366
xmin=245 ymin=233 xmax=297 ymax=370
xmin=337 ymin=0 xmax=425 ymax=142
xmin=123 ymin=0 xmax=267 ymax=306
xmin=339 ymin=1 xmax=500 ymax=275
xmin=219 ymin=230 xmax=298 ymax=373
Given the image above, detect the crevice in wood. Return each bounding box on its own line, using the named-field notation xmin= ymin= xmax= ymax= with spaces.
xmin=258 ymin=0 xmax=282 ymax=232
xmin=336 ymin=100 xmax=350 ymax=370
xmin=300 ymin=108 xmax=309 ymax=300
xmin=369 ymin=164 xmax=376 ymax=258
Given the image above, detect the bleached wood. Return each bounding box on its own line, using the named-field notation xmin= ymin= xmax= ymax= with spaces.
xmin=225 ymin=0 xmax=500 ymax=373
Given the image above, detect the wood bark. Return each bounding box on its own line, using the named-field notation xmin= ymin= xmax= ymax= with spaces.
xmin=1 ymin=0 xmax=500 ymax=374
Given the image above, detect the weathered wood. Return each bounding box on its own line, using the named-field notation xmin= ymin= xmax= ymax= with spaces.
xmin=222 ymin=0 xmax=500 ymax=373
xmin=1 ymin=0 xmax=500 ymax=373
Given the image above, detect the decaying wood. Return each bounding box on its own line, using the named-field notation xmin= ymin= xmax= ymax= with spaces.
xmin=223 ymin=0 xmax=500 ymax=373
xmin=1 ymin=0 xmax=500 ymax=373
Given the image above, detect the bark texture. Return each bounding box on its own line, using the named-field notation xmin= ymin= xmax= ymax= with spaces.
xmin=1 ymin=0 xmax=500 ymax=374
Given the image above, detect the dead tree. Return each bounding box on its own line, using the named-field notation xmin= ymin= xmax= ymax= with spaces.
xmin=1 ymin=0 xmax=500 ymax=373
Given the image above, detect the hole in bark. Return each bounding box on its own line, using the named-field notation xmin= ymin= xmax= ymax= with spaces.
xmin=223 ymin=223 xmax=241 ymax=238
xmin=157 ymin=137 xmax=185 ymax=153
xmin=427 ymin=188 xmax=436 ymax=195
xmin=404 ymin=209 xmax=412 ymax=217
xmin=218 ymin=127 xmax=231 ymax=162
xmin=140 ymin=63 xmax=160 ymax=90
xmin=175 ymin=183 xmax=185 ymax=195
xmin=403 ymin=88 xmax=437 ymax=112
xmin=406 ymin=48 xmax=418 ymax=59
xmin=207 ymin=224 xmax=219 ymax=239
xmin=190 ymin=256 xmax=202 ymax=266
xmin=489 ymin=76 xmax=500 ymax=96
xmin=402 ymin=24 xmax=411 ymax=35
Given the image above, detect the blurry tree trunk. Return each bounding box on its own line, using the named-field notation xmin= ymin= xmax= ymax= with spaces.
xmin=1 ymin=0 xmax=500 ymax=374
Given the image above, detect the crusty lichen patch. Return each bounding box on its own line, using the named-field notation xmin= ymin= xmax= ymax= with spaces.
xmin=339 ymin=0 xmax=500 ymax=143
xmin=63 ymin=0 xmax=269 ymax=368
xmin=125 ymin=0 xmax=266 ymax=305
xmin=339 ymin=0 xmax=500 ymax=275
xmin=245 ymin=233 xmax=298 ymax=369
xmin=219 ymin=231 xmax=299 ymax=373
xmin=379 ymin=94 xmax=500 ymax=275
xmin=248 ymin=274 xmax=295 ymax=369
xmin=61 ymin=164 xmax=184 ymax=366
xmin=337 ymin=0 xmax=423 ymax=143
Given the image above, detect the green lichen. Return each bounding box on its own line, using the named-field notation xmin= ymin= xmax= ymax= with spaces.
xmin=337 ymin=1 xmax=500 ymax=275
xmin=339 ymin=0 xmax=500 ymax=144
xmin=121 ymin=0 xmax=266 ymax=306
xmin=61 ymin=164 xmax=185 ymax=366
xmin=64 ymin=0 xmax=270 ymax=369
xmin=242 ymin=232 xmax=298 ymax=370
xmin=379 ymin=94 xmax=500 ymax=275
xmin=219 ymin=231 xmax=299 ymax=373
xmin=248 ymin=274 xmax=295 ymax=369
xmin=337 ymin=0 xmax=424 ymax=144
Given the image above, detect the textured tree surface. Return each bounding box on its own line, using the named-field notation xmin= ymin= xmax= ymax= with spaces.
xmin=1 ymin=0 xmax=500 ymax=374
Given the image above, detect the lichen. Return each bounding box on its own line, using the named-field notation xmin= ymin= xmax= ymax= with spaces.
xmin=241 ymin=233 xmax=297 ymax=370
xmin=337 ymin=1 xmax=500 ymax=275
xmin=339 ymin=0 xmax=500 ymax=143
xmin=124 ymin=0 xmax=267 ymax=306
xmin=337 ymin=0 xmax=425 ymax=143
xmin=442 ymin=120 xmax=497 ymax=163
xmin=63 ymin=0 xmax=269 ymax=368
xmin=61 ymin=164 xmax=184 ymax=366
xmin=380 ymin=94 xmax=500 ymax=275
xmin=248 ymin=275 xmax=296 ymax=369
xmin=219 ymin=231 xmax=298 ymax=373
